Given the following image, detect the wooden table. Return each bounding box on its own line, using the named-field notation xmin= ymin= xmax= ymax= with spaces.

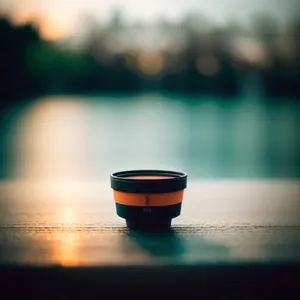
xmin=0 ymin=180 xmax=299 ymax=297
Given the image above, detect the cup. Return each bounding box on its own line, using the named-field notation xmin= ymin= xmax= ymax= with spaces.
xmin=111 ymin=170 xmax=187 ymax=230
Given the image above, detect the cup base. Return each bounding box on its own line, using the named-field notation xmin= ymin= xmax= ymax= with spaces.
xmin=125 ymin=218 xmax=172 ymax=231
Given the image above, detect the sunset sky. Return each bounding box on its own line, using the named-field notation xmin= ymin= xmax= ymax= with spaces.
xmin=1 ymin=0 xmax=299 ymax=40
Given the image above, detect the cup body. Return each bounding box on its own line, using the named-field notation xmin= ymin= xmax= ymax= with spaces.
xmin=110 ymin=170 xmax=187 ymax=230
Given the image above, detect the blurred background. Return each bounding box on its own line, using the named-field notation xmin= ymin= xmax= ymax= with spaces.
xmin=0 ymin=0 xmax=300 ymax=180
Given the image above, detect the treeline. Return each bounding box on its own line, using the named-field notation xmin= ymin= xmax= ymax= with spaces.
xmin=0 ymin=13 xmax=299 ymax=105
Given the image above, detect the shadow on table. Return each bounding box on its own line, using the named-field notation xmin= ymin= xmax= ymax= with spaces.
xmin=126 ymin=228 xmax=185 ymax=258
xmin=126 ymin=226 xmax=230 ymax=261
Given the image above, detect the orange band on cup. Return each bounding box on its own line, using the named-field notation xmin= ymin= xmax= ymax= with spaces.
xmin=113 ymin=190 xmax=184 ymax=207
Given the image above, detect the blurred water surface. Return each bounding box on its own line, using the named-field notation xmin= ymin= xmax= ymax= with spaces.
xmin=1 ymin=94 xmax=300 ymax=180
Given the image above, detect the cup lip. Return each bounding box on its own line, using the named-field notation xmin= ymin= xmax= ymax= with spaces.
xmin=111 ymin=169 xmax=187 ymax=194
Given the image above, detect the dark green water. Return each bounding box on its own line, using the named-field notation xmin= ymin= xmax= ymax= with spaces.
xmin=1 ymin=94 xmax=300 ymax=179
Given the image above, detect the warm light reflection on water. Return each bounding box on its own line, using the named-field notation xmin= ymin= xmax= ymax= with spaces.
xmin=14 ymin=97 xmax=88 ymax=180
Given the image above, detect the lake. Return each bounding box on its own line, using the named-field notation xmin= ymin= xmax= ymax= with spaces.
xmin=1 ymin=93 xmax=300 ymax=180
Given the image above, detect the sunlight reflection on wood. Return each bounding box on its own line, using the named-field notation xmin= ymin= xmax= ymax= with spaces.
xmin=53 ymin=232 xmax=80 ymax=266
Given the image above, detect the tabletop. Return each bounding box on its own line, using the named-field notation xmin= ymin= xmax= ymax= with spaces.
xmin=1 ymin=179 xmax=299 ymax=267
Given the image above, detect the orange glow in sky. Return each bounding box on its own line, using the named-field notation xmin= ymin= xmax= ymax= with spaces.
xmin=38 ymin=20 xmax=71 ymax=41
xmin=2 ymin=0 xmax=300 ymax=41
xmin=9 ymin=9 xmax=71 ymax=40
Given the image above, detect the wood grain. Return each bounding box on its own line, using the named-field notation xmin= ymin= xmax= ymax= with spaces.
xmin=0 ymin=180 xmax=299 ymax=266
